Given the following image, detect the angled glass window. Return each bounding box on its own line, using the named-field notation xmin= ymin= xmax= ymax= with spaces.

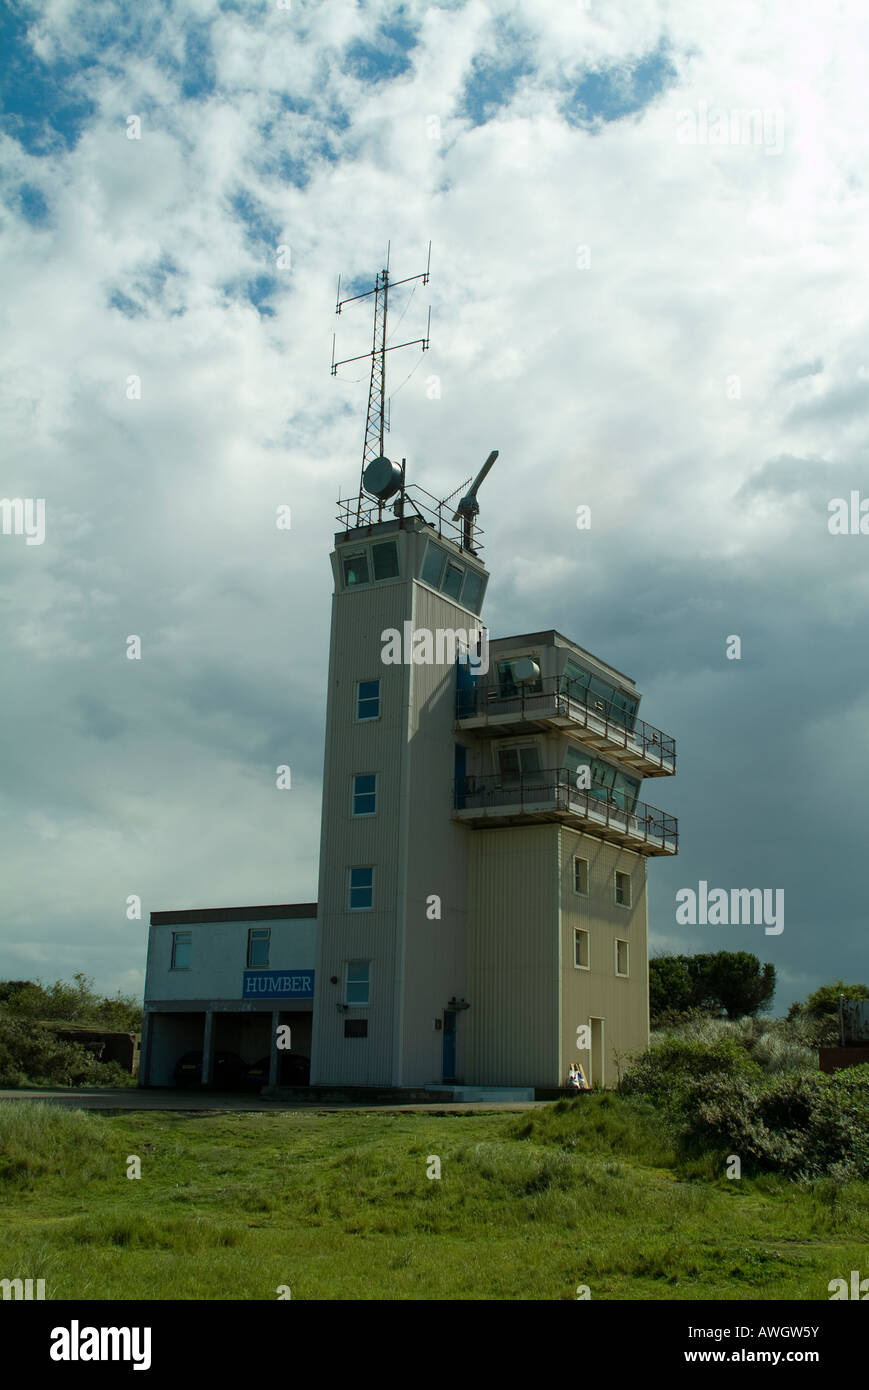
xmin=353 ymin=774 xmax=377 ymax=816
xmin=372 ymin=541 xmax=399 ymax=581
xmin=343 ymin=552 xmax=369 ymax=587
xmin=349 ymin=866 xmax=374 ymax=910
xmin=421 ymin=542 xmax=446 ymax=589
xmin=442 ymin=562 xmax=464 ymax=599
xmin=357 ymin=680 xmax=380 ymax=721
xmin=460 ymin=569 xmax=484 ymax=612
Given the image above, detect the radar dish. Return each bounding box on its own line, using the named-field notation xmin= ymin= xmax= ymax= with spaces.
xmin=364 ymin=455 xmax=402 ymax=500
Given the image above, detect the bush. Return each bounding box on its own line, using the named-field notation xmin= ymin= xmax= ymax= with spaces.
xmin=680 ymin=1064 xmax=869 ymax=1181
xmin=0 ymin=1014 xmax=129 ymax=1088
xmin=619 ymin=1036 xmax=762 ymax=1108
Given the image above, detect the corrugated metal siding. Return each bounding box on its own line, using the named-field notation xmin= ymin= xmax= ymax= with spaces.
xmin=466 ymin=825 xmax=560 ymax=1085
xmin=311 ymin=572 xmax=412 ymax=1085
xmin=559 ymin=827 xmax=649 ymax=1086
xmin=399 ymin=580 xmax=479 ymax=1084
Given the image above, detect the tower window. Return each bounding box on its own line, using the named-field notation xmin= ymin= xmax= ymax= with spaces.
xmin=342 ymin=552 xmax=369 ymax=587
xmin=372 ymin=541 xmax=399 ymax=580
xmin=615 ymin=871 xmax=632 ymax=907
xmin=247 ymin=927 xmax=270 ymax=967
xmin=616 ymin=939 xmax=629 ymax=976
xmin=421 ymin=542 xmax=446 ymax=589
xmin=574 ymin=928 xmax=590 ymax=969
xmin=460 ymin=569 xmax=484 ymax=613
xmin=349 ymin=867 xmax=374 ymax=910
xmin=352 ymin=774 xmax=377 ymax=817
xmin=442 ymin=562 xmax=464 ymax=599
xmin=171 ymin=931 xmax=192 ymax=969
xmin=573 ymin=857 xmax=589 ymax=895
xmin=357 ymin=680 xmax=380 ymax=721
xmin=345 ymin=960 xmax=370 ymax=1004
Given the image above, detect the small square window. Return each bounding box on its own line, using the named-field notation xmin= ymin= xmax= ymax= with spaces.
xmin=346 ymin=960 xmax=370 ymax=1005
xmin=171 ymin=931 xmax=192 ymax=969
xmin=247 ymin=927 xmax=270 ymax=967
xmin=343 ymin=552 xmax=369 ymax=587
xmin=616 ymin=939 xmax=629 ymax=976
xmin=344 ymin=1018 xmax=368 ymax=1038
xmin=574 ymin=928 xmax=589 ymax=969
xmin=615 ymin=871 xmax=632 ymax=907
xmin=372 ymin=541 xmax=399 ymax=581
xmin=357 ymin=680 xmax=380 ymax=721
xmin=349 ymin=867 xmax=374 ymax=910
xmin=352 ymin=774 xmax=377 ymax=816
xmin=573 ymin=857 xmax=589 ymax=895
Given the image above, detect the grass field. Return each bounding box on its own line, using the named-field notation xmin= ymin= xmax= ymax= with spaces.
xmin=1 ymin=1095 xmax=866 ymax=1300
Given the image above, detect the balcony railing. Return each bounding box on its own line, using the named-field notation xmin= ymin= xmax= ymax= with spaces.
xmin=453 ymin=767 xmax=678 ymax=852
xmin=456 ymin=673 xmax=676 ymax=770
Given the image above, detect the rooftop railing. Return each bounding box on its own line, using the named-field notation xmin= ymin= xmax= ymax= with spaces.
xmin=456 ymin=674 xmax=676 ymax=768
xmin=337 ymin=483 xmax=486 ymax=556
xmin=453 ymin=767 xmax=678 ymax=850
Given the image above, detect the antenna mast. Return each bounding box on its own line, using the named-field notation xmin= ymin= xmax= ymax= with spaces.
xmin=332 ymin=241 xmax=431 ymax=522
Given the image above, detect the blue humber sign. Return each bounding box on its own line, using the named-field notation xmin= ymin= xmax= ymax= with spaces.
xmin=242 ymin=970 xmax=314 ymax=999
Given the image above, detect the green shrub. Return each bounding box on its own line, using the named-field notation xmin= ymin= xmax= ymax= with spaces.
xmin=619 ymin=1036 xmax=762 ymax=1107
xmin=0 ymin=1014 xmax=124 ymax=1087
xmin=680 ymin=1064 xmax=869 ymax=1180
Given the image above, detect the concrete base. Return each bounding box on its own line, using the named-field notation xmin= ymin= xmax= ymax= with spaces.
xmin=424 ymin=1084 xmax=535 ymax=1102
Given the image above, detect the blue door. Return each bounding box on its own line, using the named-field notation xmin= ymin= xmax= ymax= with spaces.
xmin=442 ymin=1010 xmax=456 ymax=1080
xmin=456 ymin=657 xmax=478 ymax=718
xmin=454 ymin=744 xmax=467 ymax=810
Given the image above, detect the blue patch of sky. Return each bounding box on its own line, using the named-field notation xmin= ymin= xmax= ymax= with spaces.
xmin=230 ymin=190 xmax=281 ymax=250
xmin=17 ymin=183 xmax=49 ymax=225
xmin=108 ymin=289 xmax=144 ymax=318
xmin=245 ymin=275 xmax=278 ymax=316
xmin=344 ymin=7 xmax=419 ymax=83
xmin=457 ymin=22 xmax=536 ymax=127
xmin=220 ymin=275 xmax=278 ymax=317
xmin=561 ymin=40 xmax=678 ymax=129
xmin=180 ymin=21 xmax=217 ymax=100
xmin=137 ymin=253 xmax=179 ymax=299
xmin=0 ymin=7 xmax=97 ymax=154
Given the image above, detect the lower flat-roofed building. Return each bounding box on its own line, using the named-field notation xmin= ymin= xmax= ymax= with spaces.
xmin=141 ymin=904 xmax=315 ymax=1088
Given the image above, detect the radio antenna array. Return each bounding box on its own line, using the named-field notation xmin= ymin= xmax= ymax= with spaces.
xmin=331 ymin=241 xmax=432 ymax=522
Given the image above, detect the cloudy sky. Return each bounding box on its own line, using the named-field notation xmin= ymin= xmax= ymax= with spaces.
xmin=2 ymin=0 xmax=867 ymax=1012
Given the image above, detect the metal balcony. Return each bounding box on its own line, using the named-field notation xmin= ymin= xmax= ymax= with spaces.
xmin=455 ymin=674 xmax=676 ymax=776
xmin=452 ymin=768 xmax=678 ymax=856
